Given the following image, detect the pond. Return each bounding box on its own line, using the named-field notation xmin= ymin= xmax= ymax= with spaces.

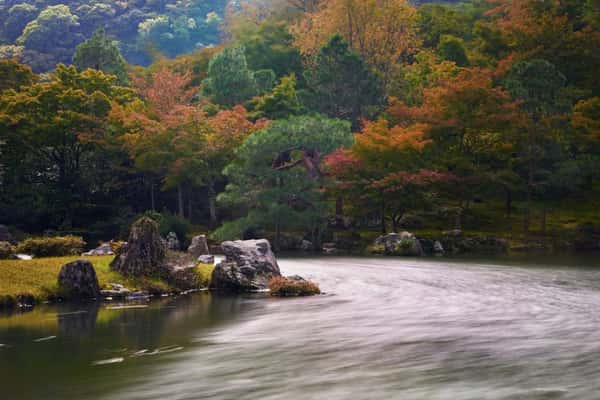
xmin=1 ymin=254 xmax=600 ymax=399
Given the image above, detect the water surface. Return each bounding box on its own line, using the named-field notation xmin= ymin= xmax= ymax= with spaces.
xmin=2 ymin=255 xmax=600 ymax=399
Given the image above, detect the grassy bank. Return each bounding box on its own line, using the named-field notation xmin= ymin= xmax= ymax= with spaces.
xmin=0 ymin=256 xmax=169 ymax=305
xmin=0 ymin=255 xmax=218 ymax=308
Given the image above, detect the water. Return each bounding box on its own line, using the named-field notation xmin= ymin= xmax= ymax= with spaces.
xmin=1 ymin=255 xmax=600 ymax=400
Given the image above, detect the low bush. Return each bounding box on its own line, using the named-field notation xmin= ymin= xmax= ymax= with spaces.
xmin=16 ymin=236 xmax=86 ymax=257
xmin=268 ymin=276 xmax=321 ymax=297
xmin=0 ymin=241 xmax=16 ymax=259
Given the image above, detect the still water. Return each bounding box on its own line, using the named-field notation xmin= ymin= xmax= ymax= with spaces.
xmin=1 ymin=255 xmax=600 ymax=400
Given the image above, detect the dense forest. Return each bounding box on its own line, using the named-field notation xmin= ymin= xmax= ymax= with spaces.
xmin=0 ymin=0 xmax=599 ymax=249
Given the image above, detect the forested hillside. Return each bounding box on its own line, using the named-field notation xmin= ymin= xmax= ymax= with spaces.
xmin=1 ymin=0 xmax=599 ymax=250
xmin=0 ymin=0 xmax=226 ymax=71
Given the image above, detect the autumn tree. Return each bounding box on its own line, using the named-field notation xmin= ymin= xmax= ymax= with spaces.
xmin=292 ymin=0 xmax=418 ymax=86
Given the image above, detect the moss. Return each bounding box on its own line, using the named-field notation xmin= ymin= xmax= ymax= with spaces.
xmin=195 ymin=262 xmax=215 ymax=288
xmin=268 ymin=277 xmax=321 ymax=297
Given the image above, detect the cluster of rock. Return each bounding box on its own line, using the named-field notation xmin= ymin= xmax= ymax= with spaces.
xmin=371 ymin=230 xmax=508 ymax=256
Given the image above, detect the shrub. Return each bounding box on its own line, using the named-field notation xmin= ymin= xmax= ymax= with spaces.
xmin=16 ymin=236 xmax=86 ymax=257
xmin=268 ymin=276 xmax=321 ymax=297
xmin=0 ymin=241 xmax=16 ymax=259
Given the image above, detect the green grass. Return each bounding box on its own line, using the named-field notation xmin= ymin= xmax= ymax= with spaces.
xmin=0 ymin=256 xmax=171 ymax=302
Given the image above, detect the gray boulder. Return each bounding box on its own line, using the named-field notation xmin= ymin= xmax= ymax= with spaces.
xmin=210 ymin=239 xmax=281 ymax=291
xmin=58 ymin=260 xmax=101 ymax=299
xmin=188 ymin=234 xmax=210 ymax=258
xmin=433 ymin=240 xmax=445 ymax=254
xmin=374 ymin=232 xmax=424 ymax=256
xmin=198 ymin=254 xmax=215 ymax=264
xmin=82 ymin=243 xmax=114 ymax=256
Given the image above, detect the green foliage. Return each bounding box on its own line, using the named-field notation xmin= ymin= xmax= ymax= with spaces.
xmin=202 ymin=46 xmax=258 ymax=107
xmin=73 ymin=29 xmax=128 ymax=84
xmin=437 ymin=35 xmax=469 ymax=66
xmin=303 ymin=34 xmax=385 ymax=128
xmin=233 ymin=19 xmax=303 ymax=79
xmin=215 ymin=115 xmax=353 ymax=246
xmin=16 ymin=236 xmax=86 ymax=257
xmin=248 ymin=74 xmax=302 ymax=120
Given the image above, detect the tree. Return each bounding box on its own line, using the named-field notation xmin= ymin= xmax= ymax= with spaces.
xmin=437 ymin=35 xmax=469 ymax=66
xmin=292 ymin=0 xmax=418 ymax=86
xmin=503 ymin=59 xmax=567 ymax=233
xmin=303 ymin=34 xmax=385 ymax=129
xmin=73 ymin=29 xmax=129 ymax=84
xmin=0 ymin=59 xmax=35 ymax=92
xmin=326 ymin=117 xmax=447 ymax=233
xmin=215 ymin=115 xmax=353 ymax=250
xmin=0 ymin=64 xmax=132 ymax=229
xmin=202 ymin=45 xmax=258 ymax=107
xmin=248 ymin=74 xmax=302 ymax=120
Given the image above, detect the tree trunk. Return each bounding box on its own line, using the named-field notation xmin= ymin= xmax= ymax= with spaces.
xmin=505 ymin=188 xmax=512 ymax=219
xmin=541 ymin=204 xmax=547 ymax=235
xmin=335 ymin=197 xmax=343 ymax=218
xmin=208 ymin=181 xmax=218 ymax=227
xmin=177 ymin=183 xmax=184 ymax=217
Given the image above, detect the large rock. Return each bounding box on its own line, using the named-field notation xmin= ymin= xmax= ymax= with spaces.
xmin=374 ymin=232 xmax=424 ymax=256
xmin=210 ymin=239 xmax=281 ymax=291
xmin=58 ymin=260 xmax=101 ymax=299
xmin=188 ymin=234 xmax=209 ymax=258
xmin=110 ymin=217 xmax=167 ymax=276
xmin=0 ymin=225 xmax=15 ymax=244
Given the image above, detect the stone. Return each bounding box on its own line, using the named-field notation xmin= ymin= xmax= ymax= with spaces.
xmin=374 ymin=232 xmax=424 ymax=256
xmin=110 ymin=217 xmax=167 ymax=276
xmin=0 ymin=225 xmax=15 ymax=244
xmin=58 ymin=260 xmax=101 ymax=299
xmin=198 ymin=254 xmax=215 ymax=264
xmin=166 ymin=231 xmax=180 ymax=251
xmin=82 ymin=242 xmax=114 ymax=256
xmin=188 ymin=235 xmax=210 ymax=258
xmin=433 ymin=241 xmax=444 ymax=254
xmin=16 ymin=254 xmax=33 ymax=260
xmin=300 ymin=240 xmax=313 ymax=251
xmin=210 ymin=239 xmax=281 ymax=292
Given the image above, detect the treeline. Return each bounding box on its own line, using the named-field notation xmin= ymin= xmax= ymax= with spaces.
xmin=1 ymin=0 xmax=599 ymax=248
xmin=0 ymin=0 xmax=226 ymax=71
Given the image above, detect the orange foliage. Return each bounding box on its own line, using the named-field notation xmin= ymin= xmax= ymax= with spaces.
xmin=291 ymin=0 xmax=418 ymax=81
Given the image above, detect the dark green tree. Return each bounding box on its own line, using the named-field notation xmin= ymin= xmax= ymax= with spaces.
xmin=202 ymin=45 xmax=258 ymax=107
xmin=215 ymin=115 xmax=353 ymax=250
xmin=303 ymin=34 xmax=385 ymax=129
xmin=73 ymin=29 xmax=129 ymax=84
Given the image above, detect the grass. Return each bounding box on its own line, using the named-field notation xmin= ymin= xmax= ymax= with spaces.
xmin=0 ymin=256 xmax=171 ymax=304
